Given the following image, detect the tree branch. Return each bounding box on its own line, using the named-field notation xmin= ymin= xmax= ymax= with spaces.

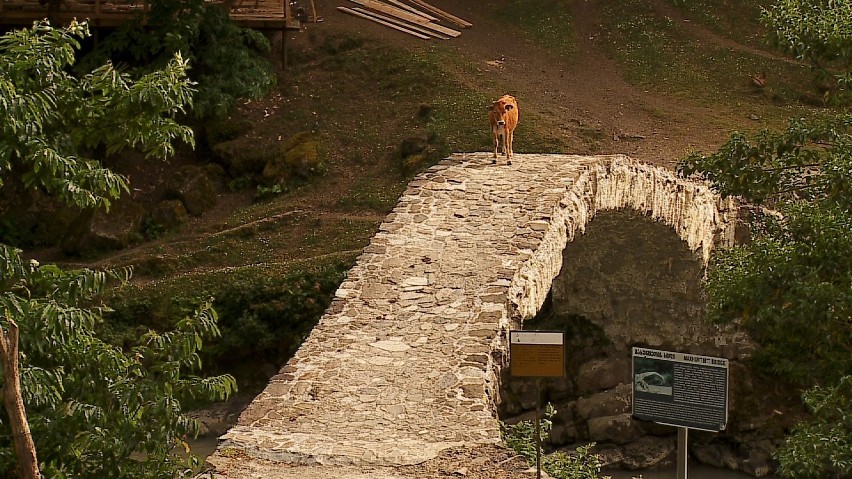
xmin=0 ymin=319 xmax=41 ymax=479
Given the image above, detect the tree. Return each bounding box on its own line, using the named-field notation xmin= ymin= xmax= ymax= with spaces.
xmin=1 ymin=22 xmax=236 ymax=478
xmin=762 ymin=0 xmax=852 ymax=98
xmin=678 ymin=112 xmax=851 ymax=383
xmin=0 ymin=245 xmax=236 ymax=478
xmin=79 ymin=0 xmax=276 ymax=119
xmin=0 ymin=20 xmax=194 ymax=210
xmin=775 ymin=376 xmax=852 ymax=479
xmin=677 ymin=109 xmax=851 ymax=479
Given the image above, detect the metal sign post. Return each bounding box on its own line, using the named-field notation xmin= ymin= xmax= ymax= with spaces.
xmin=509 ymin=331 xmax=565 ymax=479
xmin=677 ymin=426 xmax=688 ymax=479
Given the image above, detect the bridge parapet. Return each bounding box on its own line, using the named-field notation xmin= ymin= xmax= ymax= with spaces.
xmin=207 ymin=153 xmax=739 ymax=478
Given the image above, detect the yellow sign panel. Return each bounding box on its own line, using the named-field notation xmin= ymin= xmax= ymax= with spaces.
xmin=510 ymin=331 xmax=565 ymax=378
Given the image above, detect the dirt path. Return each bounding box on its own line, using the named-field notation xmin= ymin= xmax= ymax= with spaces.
xmin=317 ymin=0 xmax=739 ymax=167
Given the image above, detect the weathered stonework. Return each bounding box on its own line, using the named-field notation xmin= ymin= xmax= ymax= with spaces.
xmin=206 ymin=153 xmax=740 ymax=478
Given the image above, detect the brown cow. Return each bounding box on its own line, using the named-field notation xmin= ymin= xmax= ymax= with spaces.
xmin=489 ymin=94 xmax=519 ymax=165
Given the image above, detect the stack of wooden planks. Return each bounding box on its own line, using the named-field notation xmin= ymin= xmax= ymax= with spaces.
xmin=337 ymin=0 xmax=470 ymax=40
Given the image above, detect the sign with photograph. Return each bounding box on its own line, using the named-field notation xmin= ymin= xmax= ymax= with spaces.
xmin=510 ymin=331 xmax=565 ymax=378
xmin=631 ymin=347 xmax=729 ymax=432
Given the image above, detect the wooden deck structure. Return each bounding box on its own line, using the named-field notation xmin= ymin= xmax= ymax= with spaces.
xmin=0 ymin=0 xmax=306 ymax=30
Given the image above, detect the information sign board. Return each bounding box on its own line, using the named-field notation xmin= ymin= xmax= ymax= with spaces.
xmin=631 ymin=347 xmax=729 ymax=432
xmin=510 ymin=331 xmax=565 ymax=378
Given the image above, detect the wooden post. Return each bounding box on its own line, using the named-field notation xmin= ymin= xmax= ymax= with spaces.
xmin=677 ymin=427 xmax=689 ymax=479
xmin=535 ymin=378 xmax=542 ymax=479
xmin=281 ymin=28 xmax=288 ymax=69
xmin=284 ymin=0 xmax=291 ymax=27
xmin=309 ymin=0 xmax=316 ymax=22
xmin=0 ymin=320 xmax=40 ymax=479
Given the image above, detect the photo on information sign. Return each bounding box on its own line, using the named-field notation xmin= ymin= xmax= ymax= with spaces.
xmin=633 ymin=357 xmax=674 ymax=396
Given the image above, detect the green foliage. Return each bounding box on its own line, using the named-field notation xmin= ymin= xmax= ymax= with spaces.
xmin=492 ymin=0 xmax=576 ymax=59
xmin=775 ymin=376 xmax=852 ymax=478
xmin=0 ymin=21 xmax=194 ymax=210
xmin=678 ymin=114 xmax=851 ymax=206
xmin=762 ymin=0 xmax=852 ymax=96
xmin=254 ymin=183 xmax=288 ymax=201
xmin=501 ymin=405 xmax=610 ymax=479
xmin=104 ymin=261 xmax=348 ymax=382
xmin=678 ymin=114 xmax=851 ymax=387
xmin=83 ymin=0 xmax=275 ymax=119
xmin=0 ymin=244 xmax=235 ymax=478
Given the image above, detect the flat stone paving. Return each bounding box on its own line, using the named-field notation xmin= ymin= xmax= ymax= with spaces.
xmin=207 ymin=153 xmax=736 ymax=478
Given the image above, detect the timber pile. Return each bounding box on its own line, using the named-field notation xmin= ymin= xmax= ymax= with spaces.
xmin=337 ymin=0 xmax=470 ymax=40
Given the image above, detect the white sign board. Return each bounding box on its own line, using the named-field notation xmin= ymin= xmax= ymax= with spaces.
xmin=631 ymin=347 xmax=729 ymax=432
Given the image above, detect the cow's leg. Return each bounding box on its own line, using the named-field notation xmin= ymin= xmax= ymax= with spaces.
xmin=492 ymin=128 xmax=499 ymax=163
xmin=506 ymin=129 xmax=514 ymax=165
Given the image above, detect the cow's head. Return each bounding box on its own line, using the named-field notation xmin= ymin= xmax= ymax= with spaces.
xmin=491 ymin=98 xmax=515 ymax=126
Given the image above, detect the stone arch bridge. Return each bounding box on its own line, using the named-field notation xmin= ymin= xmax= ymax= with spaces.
xmin=207 ymin=153 xmax=740 ymax=478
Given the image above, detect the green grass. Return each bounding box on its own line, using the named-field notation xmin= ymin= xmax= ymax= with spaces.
xmin=99 ymin=2 xmax=844 ymax=389
xmin=596 ymin=0 xmax=816 ymax=124
xmin=669 ymin=0 xmax=773 ymax=49
xmin=491 ymin=0 xmax=577 ymax=60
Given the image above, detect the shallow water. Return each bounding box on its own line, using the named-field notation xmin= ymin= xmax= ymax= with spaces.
xmin=605 ymin=461 xmax=780 ymax=479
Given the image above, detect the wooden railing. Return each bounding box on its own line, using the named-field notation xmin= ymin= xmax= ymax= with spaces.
xmin=0 ymin=0 xmax=300 ymax=29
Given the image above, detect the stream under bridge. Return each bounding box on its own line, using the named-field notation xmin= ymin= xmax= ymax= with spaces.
xmin=206 ymin=152 xmax=741 ymax=478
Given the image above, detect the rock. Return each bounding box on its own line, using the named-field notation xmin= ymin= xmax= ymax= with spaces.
xmin=549 ymin=421 xmax=578 ymax=446
xmin=165 ymin=165 xmax=218 ymax=216
xmin=691 ymin=442 xmax=740 ymax=470
xmin=576 ymin=358 xmax=630 ymax=393
xmin=150 ymin=199 xmax=189 ymax=230
xmin=587 ymin=413 xmax=643 ymax=444
xmin=575 ymin=383 xmax=631 ymax=419
xmin=740 ymin=440 xmax=776 ymax=477
xmin=62 ymin=199 xmax=146 ymax=255
xmin=262 ymin=132 xmax=323 ymax=185
xmin=212 ymin=139 xmax=275 ymax=177
xmin=592 ymin=444 xmax=626 ymax=468
xmin=509 ymin=379 xmax=541 ymax=411
xmin=621 ymin=436 xmax=676 ymax=469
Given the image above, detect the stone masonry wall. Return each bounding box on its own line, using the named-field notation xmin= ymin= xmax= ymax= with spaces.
xmin=207 ymin=153 xmax=740 ymax=479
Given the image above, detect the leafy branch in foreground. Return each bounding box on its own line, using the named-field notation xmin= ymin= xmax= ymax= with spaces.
xmin=0 ymin=244 xmax=236 ymax=479
xmin=679 ymin=114 xmax=851 ymax=387
xmin=775 ymin=376 xmax=852 ymax=479
xmin=501 ymin=404 xmax=610 ymax=479
xmin=0 ymin=20 xmax=195 ymax=210
xmin=762 ymin=0 xmax=852 ymax=98
xmin=678 ymin=111 xmax=850 ymax=478
xmin=677 ymin=114 xmax=851 ymax=207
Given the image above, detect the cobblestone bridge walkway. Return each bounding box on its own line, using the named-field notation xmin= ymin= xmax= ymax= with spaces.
xmin=207 ymin=153 xmax=739 ymax=478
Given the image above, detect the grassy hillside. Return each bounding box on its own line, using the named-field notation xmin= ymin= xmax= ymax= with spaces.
xmin=84 ymin=0 xmax=833 ymax=392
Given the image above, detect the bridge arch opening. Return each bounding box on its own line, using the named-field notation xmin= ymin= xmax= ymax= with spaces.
xmin=496 ymin=167 xmax=748 ymax=471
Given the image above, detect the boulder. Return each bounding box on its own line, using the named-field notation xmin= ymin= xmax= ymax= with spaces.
xmin=575 ymin=383 xmax=631 ymax=419
xmin=576 ymin=358 xmax=630 ymax=394
xmin=690 ymin=442 xmax=740 ymax=470
xmin=549 ymin=421 xmax=578 ymax=446
xmin=262 ymin=132 xmax=322 ymax=186
xmin=150 ymin=199 xmax=189 ymax=230
xmin=212 ymin=139 xmax=275 ymax=177
xmin=587 ymin=413 xmax=643 ymax=444
xmin=165 ymin=165 xmax=219 ymax=217
xmin=62 ymin=199 xmax=146 ymax=255
xmin=621 ymin=436 xmax=676 ymax=469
